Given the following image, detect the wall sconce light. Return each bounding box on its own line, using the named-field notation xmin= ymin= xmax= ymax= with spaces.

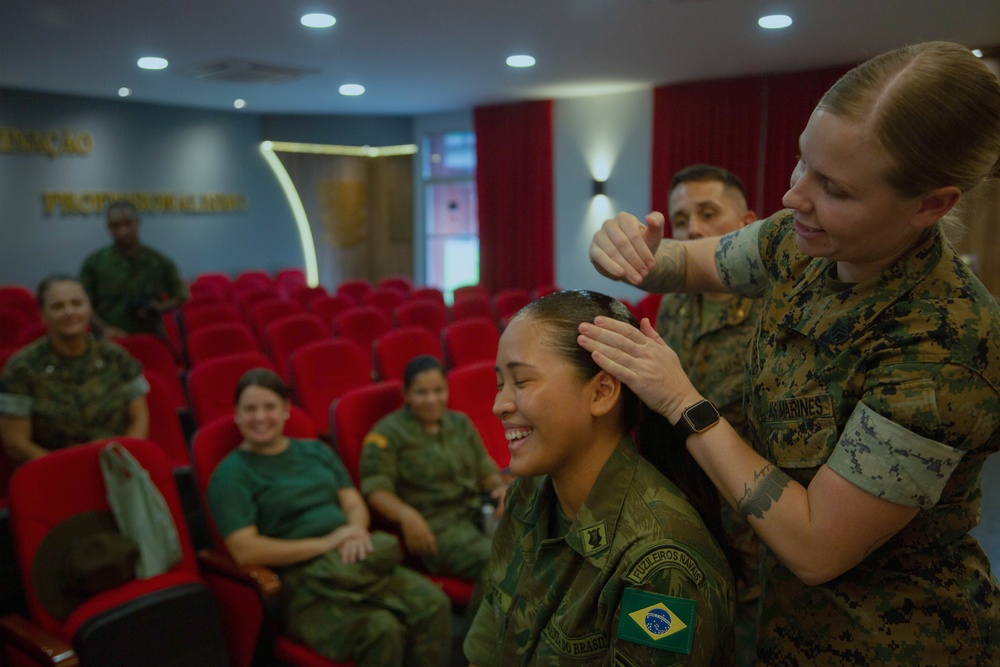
xmin=592 ymin=179 xmax=606 ymax=197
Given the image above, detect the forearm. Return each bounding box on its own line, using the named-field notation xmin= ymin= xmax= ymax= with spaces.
xmin=124 ymin=397 xmax=149 ymax=439
xmin=342 ymin=499 xmax=370 ymax=530
xmin=640 ymin=237 xmax=731 ymax=295
xmin=0 ymin=417 xmax=49 ymax=462
xmin=684 ymin=417 xmax=910 ymax=585
xmin=226 ymin=531 xmax=330 ymax=568
xmin=366 ymin=489 xmax=418 ymax=524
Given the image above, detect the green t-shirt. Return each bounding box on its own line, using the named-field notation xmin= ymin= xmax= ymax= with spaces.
xmin=207 ymin=438 xmax=354 ymax=541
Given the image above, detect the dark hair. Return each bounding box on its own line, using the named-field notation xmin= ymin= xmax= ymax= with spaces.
xmin=670 ymin=164 xmax=749 ymax=210
xmin=36 ymin=273 xmax=83 ymax=308
xmin=106 ymin=200 xmax=138 ymax=218
xmin=234 ymin=368 xmax=289 ymax=404
xmin=517 ymin=289 xmax=743 ymax=581
xmin=403 ymin=355 xmax=444 ymax=390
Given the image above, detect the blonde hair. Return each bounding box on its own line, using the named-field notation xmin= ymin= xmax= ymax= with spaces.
xmin=819 ymin=42 xmax=1000 ymax=201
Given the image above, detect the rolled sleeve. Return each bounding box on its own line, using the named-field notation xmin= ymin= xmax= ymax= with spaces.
xmin=358 ymin=430 xmax=398 ymax=497
xmin=125 ymin=374 xmax=150 ymax=401
xmin=827 ymin=401 xmax=964 ymax=509
xmin=0 ymin=392 xmax=32 ymax=417
xmin=715 ymin=219 xmax=767 ymax=298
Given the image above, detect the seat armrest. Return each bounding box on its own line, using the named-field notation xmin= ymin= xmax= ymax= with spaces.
xmin=0 ymin=614 xmax=79 ymax=666
xmin=197 ymin=549 xmax=282 ymax=600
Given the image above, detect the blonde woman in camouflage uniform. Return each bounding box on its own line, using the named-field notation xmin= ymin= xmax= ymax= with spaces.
xmin=465 ymin=290 xmax=736 ymax=666
xmin=0 ymin=274 xmax=149 ymax=462
xmin=583 ymin=41 xmax=1000 ymax=665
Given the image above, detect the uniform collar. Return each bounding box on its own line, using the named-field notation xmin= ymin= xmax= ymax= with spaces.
xmin=780 ymin=226 xmax=945 ymax=353
xmin=515 ymin=437 xmax=638 ymax=564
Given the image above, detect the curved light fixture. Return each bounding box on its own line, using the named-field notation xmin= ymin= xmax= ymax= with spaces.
xmin=301 ymin=13 xmax=336 ymax=28
xmin=758 ymin=15 xmax=792 ymax=29
xmin=506 ymin=54 xmax=536 ymax=68
xmin=259 ymin=142 xmax=319 ymax=287
xmin=137 ymin=56 xmax=168 ymax=70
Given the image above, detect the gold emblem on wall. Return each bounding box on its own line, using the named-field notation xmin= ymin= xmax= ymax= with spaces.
xmin=320 ymin=179 xmax=368 ymax=248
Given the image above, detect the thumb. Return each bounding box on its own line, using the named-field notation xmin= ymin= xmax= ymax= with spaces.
xmin=643 ymin=212 xmax=666 ymax=253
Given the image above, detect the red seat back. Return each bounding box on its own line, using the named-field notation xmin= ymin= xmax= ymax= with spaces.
xmin=144 ymin=372 xmax=191 ymax=467
xmin=333 ymin=307 xmax=390 ymax=353
xmin=493 ymin=288 xmax=532 ymax=322
xmin=335 ymin=279 xmax=373 ymax=305
xmin=265 ymin=314 xmax=329 ymax=381
xmin=330 ymin=381 xmax=403 ymax=484
xmin=289 ymin=339 xmax=372 ymax=437
xmin=373 ymin=327 xmax=442 ymax=382
xmin=362 ymin=289 xmax=405 ymax=319
xmin=448 ymin=361 xmax=508 ymax=469
xmin=186 ymin=323 xmax=259 ymax=368
xmin=442 ymin=317 xmax=500 ymax=369
xmin=8 ymin=438 xmax=199 ymax=637
xmin=112 ymin=334 xmax=186 ymax=412
xmin=451 ymin=293 xmax=494 ymax=321
xmin=393 ymin=300 xmax=448 ymax=336
xmin=187 ymin=353 xmax=276 ymax=426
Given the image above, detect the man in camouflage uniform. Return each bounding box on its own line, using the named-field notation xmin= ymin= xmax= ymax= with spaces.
xmin=0 ymin=277 xmax=149 ymax=461
xmin=654 ymin=165 xmax=761 ymax=666
xmin=464 ymin=438 xmax=734 ymax=666
xmin=80 ymin=200 xmax=188 ymax=338
xmin=360 ymin=403 xmax=503 ymax=580
xmin=712 ymin=212 xmax=1000 ymax=664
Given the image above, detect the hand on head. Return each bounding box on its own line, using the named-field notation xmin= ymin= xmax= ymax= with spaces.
xmin=589 ymin=212 xmax=665 ymax=285
xmin=577 ymin=316 xmax=700 ymax=424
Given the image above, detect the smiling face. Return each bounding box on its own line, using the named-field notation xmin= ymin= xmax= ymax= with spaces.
xmin=235 ymin=384 xmax=290 ymax=451
xmin=782 ymin=109 xmax=931 ymax=283
xmin=493 ymin=315 xmax=604 ymax=481
xmin=404 ymin=368 xmax=449 ymax=428
xmin=40 ymin=279 xmax=92 ymax=340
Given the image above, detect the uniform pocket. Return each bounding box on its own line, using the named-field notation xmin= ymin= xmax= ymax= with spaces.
xmin=763 ymin=394 xmax=838 ymax=468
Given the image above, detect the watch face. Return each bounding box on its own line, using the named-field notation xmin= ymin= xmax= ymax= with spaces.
xmin=686 ymin=400 xmax=720 ymax=430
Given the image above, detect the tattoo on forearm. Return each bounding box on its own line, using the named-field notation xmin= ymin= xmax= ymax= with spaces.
xmin=737 ymin=464 xmax=793 ymax=521
xmin=640 ymin=241 xmax=687 ymax=293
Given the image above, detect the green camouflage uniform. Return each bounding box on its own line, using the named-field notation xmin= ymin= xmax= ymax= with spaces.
xmin=208 ymin=438 xmax=451 ymax=667
xmin=656 ymin=293 xmax=762 ymax=665
xmin=463 ymin=438 xmax=734 ymax=666
xmin=0 ymin=337 xmax=148 ymax=450
xmin=716 ymin=211 xmax=1000 ymax=665
xmin=360 ymin=407 xmax=499 ymax=580
xmin=80 ymin=244 xmax=188 ymax=335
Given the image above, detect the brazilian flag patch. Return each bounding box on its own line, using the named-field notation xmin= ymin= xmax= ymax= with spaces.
xmin=616 ymin=588 xmax=696 ymax=654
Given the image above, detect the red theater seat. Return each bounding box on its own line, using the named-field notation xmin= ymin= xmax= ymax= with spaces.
xmin=373 ymin=327 xmax=442 ymax=382
xmin=441 ymin=317 xmax=500 ymax=370
xmin=0 ymin=438 xmax=234 ymax=666
xmin=187 ymin=353 xmax=276 ymax=427
xmin=289 ymin=339 xmax=372 ymax=438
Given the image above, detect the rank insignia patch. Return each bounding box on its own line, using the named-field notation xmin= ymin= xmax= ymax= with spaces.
xmin=616 ymin=588 xmax=696 ymax=654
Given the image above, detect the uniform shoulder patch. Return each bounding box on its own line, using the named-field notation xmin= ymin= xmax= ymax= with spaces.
xmin=623 ymin=545 xmax=705 ymax=587
xmin=362 ymin=432 xmax=389 ymax=449
xmin=617 ymin=588 xmax=697 ymax=654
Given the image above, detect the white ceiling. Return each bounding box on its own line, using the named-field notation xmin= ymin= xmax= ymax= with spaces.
xmin=1 ymin=0 xmax=998 ymax=116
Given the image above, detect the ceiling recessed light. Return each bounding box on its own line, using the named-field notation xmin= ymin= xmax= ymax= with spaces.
xmin=137 ymin=56 xmax=168 ymax=70
xmin=118 ymin=87 xmax=132 ymax=97
xmin=758 ymin=15 xmax=792 ymax=29
xmin=301 ymin=13 xmax=336 ymax=28
xmin=506 ymin=54 xmax=536 ymax=68
xmin=339 ymin=84 xmax=365 ymax=96
xmin=234 ymin=99 xmax=247 ymax=109
xmin=972 ymin=49 xmax=984 ymax=58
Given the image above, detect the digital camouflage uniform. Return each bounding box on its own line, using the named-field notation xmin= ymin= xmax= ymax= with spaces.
xmin=463 ymin=438 xmax=734 ymax=666
xmin=360 ymin=407 xmax=499 ymax=579
xmin=208 ymin=439 xmax=451 ymax=667
xmin=716 ymin=211 xmax=1000 ymax=665
xmin=656 ymin=293 xmax=762 ymax=665
xmin=80 ymin=244 xmax=188 ymax=335
xmin=0 ymin=337 xmax=148 ymax=450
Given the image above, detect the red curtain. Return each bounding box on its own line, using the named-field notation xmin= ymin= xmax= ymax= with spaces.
xmin=652 ymin=63 xmax=856 ymax=227
xmin=651 ymin=77 xmax=764 ymax=235
xmin=474 ymin=100 xmax=554 ymax=293
xmin=761 ymin=66 xmax=853 ymax=215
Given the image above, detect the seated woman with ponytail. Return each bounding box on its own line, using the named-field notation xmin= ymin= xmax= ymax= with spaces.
xmin=464 ymin=290 xmax=736 ymax=667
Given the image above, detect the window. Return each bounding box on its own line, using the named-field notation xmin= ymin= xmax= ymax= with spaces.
xmin=422 ymin=131 xmax=477 ymax=303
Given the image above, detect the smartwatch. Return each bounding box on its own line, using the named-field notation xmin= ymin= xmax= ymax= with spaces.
xmin=673 ymin=399 xmax=721 ymax=440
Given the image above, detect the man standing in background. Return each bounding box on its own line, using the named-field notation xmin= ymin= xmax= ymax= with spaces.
xmin=80 ymin=200 xmax=188 ymax=338
xmin=654 ymin=164 xmax=762 ymax=666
